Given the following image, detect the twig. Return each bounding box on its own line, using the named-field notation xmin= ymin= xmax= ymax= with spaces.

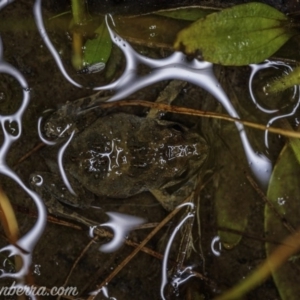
xmin=87 ymin=194 xmax=195 ymax=300
xmin=57 ymin=236 xmax=99 ymax=300
xmin=14 ymin=142 xmax=45 ymax=166
xmin=99 ymin=100 xmax=300 ymax=139
xmin=214 ymin=227 xmax=300 ymax=300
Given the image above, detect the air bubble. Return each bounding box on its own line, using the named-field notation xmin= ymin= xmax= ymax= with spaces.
xmin=31 ymin=174 xmax=43 ymax=187
xmin=0 ymin=92 xmax=6 ymax=101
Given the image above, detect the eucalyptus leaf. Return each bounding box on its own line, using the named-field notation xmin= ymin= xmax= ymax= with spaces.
xmin=155 ymin=6 xmax=216 ymax=21
xmin=215 ymin=171 xmax=250 ymax=248
xmin=265 ymin=144 xmax=300 ymax=300
xmin=174 ymin=2 xmax=296 ymax=66
xmin=115 ymin=14 xmax=190 ymax=48
xmin=83 ymin=20 xmax=112 ymax=67
xmin=214 ymin=121 xmax=254 ymax=248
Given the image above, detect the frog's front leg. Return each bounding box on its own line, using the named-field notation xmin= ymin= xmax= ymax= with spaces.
xmin=150 ymin=174 xmax=197 ymax=211
xmin=30 ymin=172 xmax=97 ymax=227
xmin=46 ymin=194 xmax=98 ymax=227
xmin=147 ymin=80 xmax=187 ymax=119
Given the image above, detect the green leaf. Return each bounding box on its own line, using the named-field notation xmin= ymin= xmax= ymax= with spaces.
xmin=174 ymin=2 xmax=296 ymax=66
xmin=267 ymin=66 xmax=300 ymax=93
xmin=83 ymin=20 xmax=112 ymax=67
xmin=265 ymin=144 xmax=300 ymax=300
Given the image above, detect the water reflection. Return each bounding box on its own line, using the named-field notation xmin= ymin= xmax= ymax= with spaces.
xmin=0 ymin=37 xmax=46 ymax=280
xmin=33 ymin=0 xmax=83 ymax=88
xmin=57 ymin=130 xmax=76 ymax=195
xmin=160 ymin=203 xmax=194 ymax=300
xmin=249 ymin=61 xmax=300 ymax=148
xmin=0 ymin=0 xmax=14 ymax=10
xmin=34 ymin=5 xmax=273 ymax=188
xmin=90 ymin=212 xmax=145 ymax=253
xmin=2 ymin=1 xmax=297 ymax=297
xmin=89 ymin=286 xmax=117 ymax=300
xmin=37 ymin=117 xmax=56 ymax=145
xmin=211 ymin=236 xmax=222 ymax=257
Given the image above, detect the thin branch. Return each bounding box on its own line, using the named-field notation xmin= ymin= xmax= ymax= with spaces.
xmin=99 ymin=100 xmax=300 ymax=139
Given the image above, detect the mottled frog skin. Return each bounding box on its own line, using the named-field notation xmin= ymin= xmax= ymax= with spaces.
xmin=61 ymin=113 xmax=206 ymax=196
xmin=31 ymin=87 xmax=208 ymax=215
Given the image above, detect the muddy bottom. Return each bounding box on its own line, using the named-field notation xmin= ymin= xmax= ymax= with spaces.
xmin=0 ymin=1 xmax=299 ymax=299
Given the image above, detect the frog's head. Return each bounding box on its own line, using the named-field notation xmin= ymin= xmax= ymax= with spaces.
xmin=165 ymin=122 xmax=209 ymax=169
xmin=43 ymin=100 xmax=100 ymax=138
xmin=43 ymin=112 xmax=77 ymax=139
xmin=144 ymin=120 xmax=209 ymax=189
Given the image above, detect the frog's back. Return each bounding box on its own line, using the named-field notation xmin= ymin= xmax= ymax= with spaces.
xmin=65 ymin=113 xmax=208 ymax=198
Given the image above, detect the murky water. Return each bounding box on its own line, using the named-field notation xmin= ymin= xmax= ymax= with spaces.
xmin=0 ymin=1 xmax=299 ymax=299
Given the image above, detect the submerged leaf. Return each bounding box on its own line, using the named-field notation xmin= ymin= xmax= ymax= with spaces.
xmin=115 ymin=14 xmax=190 ymax=48
xmin=174 ymin=2 xmax=295 ymax=66
xmin=214 ymin=121 xmax=254 ymax=248
xmin=83 ymin=20 xmax=112 ymax=67
xmin=155 ymin=6 xmax=216 ymax=21
xmin=265 ymin=144 xmax=300 ymax=299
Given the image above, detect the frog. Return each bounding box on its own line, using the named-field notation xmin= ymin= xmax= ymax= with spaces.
xmin=30 ymin=80 xmax=209 ymax=225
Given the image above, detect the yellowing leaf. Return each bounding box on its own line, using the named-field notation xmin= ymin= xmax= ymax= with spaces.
xmin=174 ymin=3 xmax=296 ymax=66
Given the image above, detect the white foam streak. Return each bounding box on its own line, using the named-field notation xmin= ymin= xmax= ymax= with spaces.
xmin=211 ymin=236 xmax=221 ymax=257
xmin=249 ymin=61 xmax=300 ymax=149
xmin=34 ymin=8 xmax=274 ymax=186
xmin=160 ymin=206 xmax=194 ymax=300
xmin=101 ymin=22 xmax=273 ymax=187
xmin=89 ymin=286 xmax=116 ymax=299
xmin=0 ymin=37 xmax=46 ymax=279
xmin=249 ymin=61 xmax=280 ymax=114
xmin=0 ymin=0 xmax=14 ymax=10
xmin=264 ymin=91 xmax=300 ymax=148
xmin=37 ymin=117 xmax=56 ymax=145
xmin=33 ymin=0 xmax=82 ymax=88
xmin=57 ymin=130 xmax=76 ymax=195
xmin=99 ymin=212 xmax=145 ymax=253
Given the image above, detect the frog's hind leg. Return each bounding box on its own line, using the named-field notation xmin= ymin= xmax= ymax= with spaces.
xmin=47 ymin=201 xmax=98 ymax=227
xmin=147 ymin=80 xmax=187 ymax=119
xmin=150 ymin=175 xmax=197 ymax=211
